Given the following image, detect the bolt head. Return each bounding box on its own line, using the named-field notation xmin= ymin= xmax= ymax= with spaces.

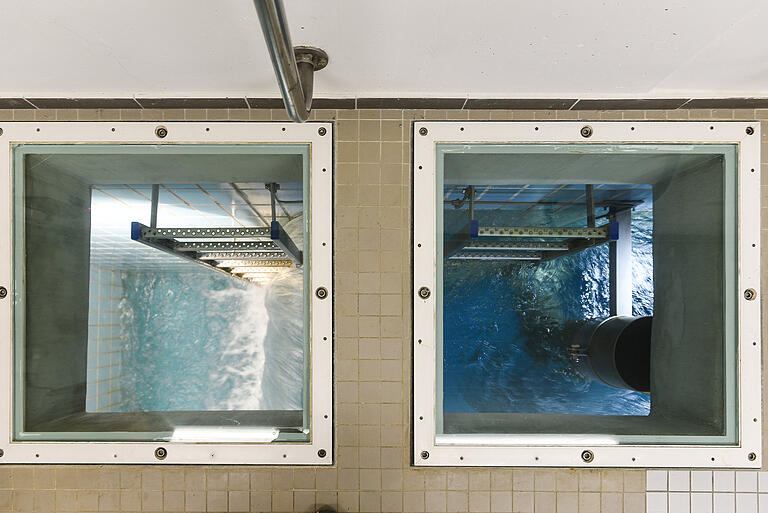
xmin=749 ymin=452 xmax=757 ymax=461
xmin=746 ymin=126 xmax=755 ymax=135
xmin=318 ymin=127 xmax=327 ymax=136
xmin=744 ymin=288 xmax=757 ymax=301
xmin=154 ymin=447 xmax=167 ymax=460
xmin=315 ymin=287 xmax=328 ymax=299
xmin=155 ymin=126 xmax=168 ymax=138
xmin=420 ymin=450 xmax=429 ymax=459
xmin=0 ymin=449 xmax=4 ymax=457
xmin=418 ymin=127 xmax=428 ymax=136
xmin=580 ymin=125 xmax=593 ymax=138
xmin=418 ymin=286 xmax=431 ymax=299
xmin=0 ymin=287 xmax=6 ymax=299
xmin=318 ymin=449 xmax=327 ymax=458
xmin=0 ymin=128 xmax=3 ymax=136
xmin=581 ymin=450 xmax=594 ymax=463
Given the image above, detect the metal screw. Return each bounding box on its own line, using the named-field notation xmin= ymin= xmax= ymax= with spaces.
xmin=0 ymin=287 xmax=6 ymax=299
xmin=315 ymin=286 xmax=328 ymax=299
xmin=155 ymin=126 xmax=168 ymax=138
xmin=418 ymin=286 xmax=431 ymax=299
xmin=749 ymin=452 xmax=757 ymax=461
xmin=419 ymin=127 xmax=428 ymax=136
xmin=318 ymin=449 xmax=327 ymax=458
xmin=318 ymin=127 xmax=327 ymax=136
xmin=744 ymin=288 xmax=756 ymax=301
xmin=746 ymin=126 xmax=755 ymax=135
xmin=580 ymin=125 xmax=593 ymax=138
xmin=154 ymin=447 xmax=167 ymax=460
xmin=581 ymin=450 xmax=594 ymax=463
xmin=420 ymin=451 xmax=429 ymax=459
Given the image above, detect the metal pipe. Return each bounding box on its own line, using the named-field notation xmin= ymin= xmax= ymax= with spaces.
xmin=253 ymin=0 xmax=327 ymax=122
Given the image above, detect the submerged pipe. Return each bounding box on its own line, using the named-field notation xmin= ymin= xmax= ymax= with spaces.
xmin=253 ymin=0 xmax=328 ymax=122
xmin=569 ymin=316 xmax=652 ymax=393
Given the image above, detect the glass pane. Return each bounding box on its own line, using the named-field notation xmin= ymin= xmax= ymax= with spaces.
xmin=436 ymin=143 xmax=738 ymax=445
xmin=13 ymin=144 xmax=311 ymax=442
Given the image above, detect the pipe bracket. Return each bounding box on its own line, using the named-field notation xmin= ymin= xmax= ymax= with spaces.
xmin=294 ymin=46 xmax=328 ymax=71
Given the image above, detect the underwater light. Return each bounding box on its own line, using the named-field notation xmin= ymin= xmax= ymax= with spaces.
xmin=436 ymin=434 xmax=620 ymax=446
xmin=170 ymin=426 xmax=279 ymax=443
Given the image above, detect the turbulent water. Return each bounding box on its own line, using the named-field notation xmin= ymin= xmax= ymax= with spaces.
xmin=443 ymin=208 xmax=654 ymax=416
xmin=117 ymin=267 xmax=303 ymax=412
xmin=113 ymin=213 xmax=307 ymax=413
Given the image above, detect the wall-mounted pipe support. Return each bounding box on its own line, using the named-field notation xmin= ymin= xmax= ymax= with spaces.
xmin=253 ymin=0 xmax=328 ymax=122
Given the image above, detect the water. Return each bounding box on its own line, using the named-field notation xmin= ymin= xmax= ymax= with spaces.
xmin=443 ymin=208 xmax=653 ymax=416
xmin=118 ymin=268 xmax=304 ymax=412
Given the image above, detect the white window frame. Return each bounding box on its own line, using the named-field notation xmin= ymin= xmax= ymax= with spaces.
xmin=412 ymin=121 xmax=761 ymax=468
xmin=0 ymin=122 xmax=333 ymax=465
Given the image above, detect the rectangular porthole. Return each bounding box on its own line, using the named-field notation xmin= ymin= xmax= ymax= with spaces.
xmin=412 ymin=122 xmax=761 ymax=467
xmin=0 ymin=122 xmax=333 ymax=464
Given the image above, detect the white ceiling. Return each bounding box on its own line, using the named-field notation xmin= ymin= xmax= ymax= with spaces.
xmin=2 ymin=0 xmax=768 ymax=98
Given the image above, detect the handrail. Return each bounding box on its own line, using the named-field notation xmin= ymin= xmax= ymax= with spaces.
xmin=253 ymin=0 xmax=328 ymax=122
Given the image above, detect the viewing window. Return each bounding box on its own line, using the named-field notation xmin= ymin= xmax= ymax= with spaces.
xmin=0 ymin=122 xmax=333 ymax=464
xmin=412 ymin=122 xmax=761 ymax=467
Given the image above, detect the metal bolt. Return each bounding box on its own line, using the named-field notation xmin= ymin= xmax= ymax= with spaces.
xmin=418 ymin=286 xmax=431 ymax=299
xmin=318 ymin=127 xmax=327 ymax=136
xmin=154 ymin=447 xmax=167 ymax=460
xmin=744 ymin=288 xmax=757 ymax=301
xmin=749 ymin=452 xmax=757 ymax=461
xmin=581 ymin=450 xmax=594 ymax=463
xmin=0 ymin=287 xmax=6 ymax=299
xmin=420 ymin=450 xmax=429 ymax=459
xmin=419 ymin=127 xmax=428 ymax=136
xmin=155 ymin=126 xmax=168 ymax=138
xmin=580 ymin=125 xmax=593 ymax=138
xmin=318 ymin=449 xmax=327 ymax=458
xmin=746 ymin=126 xmax=755 ymax=135
xmin=315 ymin=286 xmax=328 ymax=299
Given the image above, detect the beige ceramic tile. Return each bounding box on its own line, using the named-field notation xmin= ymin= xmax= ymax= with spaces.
xmin=0 ymin=107 xmax=763 ymax=513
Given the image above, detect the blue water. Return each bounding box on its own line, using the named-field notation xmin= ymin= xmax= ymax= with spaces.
xmin=443 ymin=209 xmax=653 ymax=416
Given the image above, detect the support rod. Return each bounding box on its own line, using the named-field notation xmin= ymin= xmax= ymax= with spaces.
xmin=150 ymin=184 xmax=159 ymax=229
xmin=585 ymin=184 xmax=596 ymax=228
xmin=468 ymin=185 xmax=475 ymax=221
xmin=266 ymin=183 xmax=279 ymax=223
xmin=253 ymin=0 xmax=328 ymax=122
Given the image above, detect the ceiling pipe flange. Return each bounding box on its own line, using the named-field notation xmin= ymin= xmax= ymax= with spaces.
xmin=294 ymin=46 xmax=328 ymax=71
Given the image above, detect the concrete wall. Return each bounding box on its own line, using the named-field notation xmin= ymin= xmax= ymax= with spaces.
xmin=23 ymin=159 xmax=90 ymax=429
xmin=651 ymin=156 xmax=726 ymax=433
xmin=0 ymin=106 xmax=766 ymax=513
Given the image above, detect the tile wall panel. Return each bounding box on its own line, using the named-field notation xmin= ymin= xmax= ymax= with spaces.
xmin=0 ymin=107 xmax=766 ymax=512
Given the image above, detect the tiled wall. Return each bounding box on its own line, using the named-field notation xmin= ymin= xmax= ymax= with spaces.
xmin=0 ymin=106 xmax=766 ymax=513
xmin=85 ymin=266 xmax=125 ymax=413
xmin=646 ymin=470 xmax=768 ymax=513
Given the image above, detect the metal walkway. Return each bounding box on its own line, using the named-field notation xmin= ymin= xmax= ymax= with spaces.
xmin=131 ymin=182 xmax=302 ymax=283
xmin=448 ymin=223 xmax=615 ymax=262
xmin=445 ymin=185 xmax=621 ymax=263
